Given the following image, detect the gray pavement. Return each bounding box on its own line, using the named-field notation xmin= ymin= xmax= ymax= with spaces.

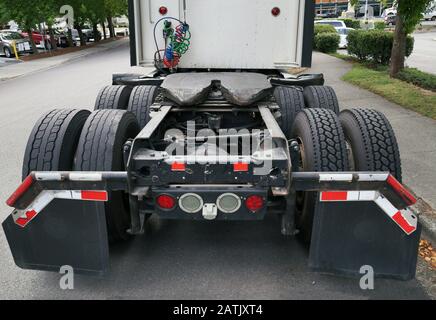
xmin=0 ymin=38 xmax=131 ymax=81
xmin=309 ymin=52 xmax=436 ymax=209
xmin=0 ymin=43 xmax=433 ymax=300
xmin=406 ymin=32 xmax=436 ymax=75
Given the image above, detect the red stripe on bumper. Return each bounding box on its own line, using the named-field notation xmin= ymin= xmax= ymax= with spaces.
xmin=6 ymin=175 xmax=35 ymax=207
xmin=81 ymin=191 xmax=108 ymax=201
xmin=392 ymin=211 xmax=416 ymax=234
xmin=387 ymin=175 xmax=417 ymax=206
xmin=15 ymin=210 xmax=37 ymax=228
xmin=321 ymin=191 xmax=348 ymax=201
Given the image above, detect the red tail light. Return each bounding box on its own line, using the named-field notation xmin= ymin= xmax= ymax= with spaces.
xmin=159 ymin=6 xmax=168 ymax=15
xmin=245 ymin=195 xmax=264 ymax=212
xmin=156 ymin=194 xmax=176 ymax=210
xmin=271 ymin=7 xmax=281 ymax=17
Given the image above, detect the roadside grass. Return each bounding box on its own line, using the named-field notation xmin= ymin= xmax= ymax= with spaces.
xmin=337 ymin=59 xmax=436 ymax=120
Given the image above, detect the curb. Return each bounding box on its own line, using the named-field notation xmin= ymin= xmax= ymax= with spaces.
xmin=0 ymin=38 xmax=128 ymax=82
xmin=414 ymin=199 xmax=436 ymax=245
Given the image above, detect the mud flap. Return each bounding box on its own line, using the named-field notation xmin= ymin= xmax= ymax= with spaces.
xmin=2 ymin=199 xmax=109 ymax=276
xmin=309 ymin=201 xmax=421 ymax=280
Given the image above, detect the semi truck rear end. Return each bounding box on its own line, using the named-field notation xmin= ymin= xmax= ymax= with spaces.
xmin=3 ymin=0 xmax=421 ymax=280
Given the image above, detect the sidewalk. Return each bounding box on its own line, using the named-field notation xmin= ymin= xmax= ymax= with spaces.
xmin=308 ymin=52 xmax=436 ymax=210
xmin=0 ymin=38 xmax=129 ymax=82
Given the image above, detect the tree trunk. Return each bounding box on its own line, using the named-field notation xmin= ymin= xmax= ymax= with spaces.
xmin=92 ymin=23 xmax=101 ymax=42
xmin=107 ymin=16 xmax=115 ymax=38
xmin=26 ymin=28 xmax=38 ymax=54
xmin=48 ymin=27 xmax=58 ymax=51
xmin=75 ymin=24 xmax=87 ymax=46
xmin=389 ymin=15 xmax=407 ymax=77
xmin=67 ymin=28 xmax=74 ymax=47
xmin=102 ymin=22 xmax=107 ymax=40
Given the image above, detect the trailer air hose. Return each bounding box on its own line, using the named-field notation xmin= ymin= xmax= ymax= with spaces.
xmin=153 ymin=17 xmax=191 ymax=71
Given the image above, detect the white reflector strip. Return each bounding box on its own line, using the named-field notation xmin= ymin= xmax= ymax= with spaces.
xmin=320 ymin=191 xmax=417 ymax=235
xmin=69 ymin=173 xmax=103 ymax=181
xmin=12 ymin=189 xmax=108 ymax=228
xmin=319 ymin=174 xmax=353 ymax=182
xmin=35 ymin=172 xmax=63 ymax=181
xmin=358 ymin=173 xmax=389 ymax=182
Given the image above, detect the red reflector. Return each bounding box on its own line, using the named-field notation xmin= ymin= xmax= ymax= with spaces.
xmin=15 ymin=210 xmax=37 ymax=228
xmin=234 ymin=162 xmax=249 ymax=172
xmin=392 ymin=211 xmax=416 ymax=234
xmin=156 ymin=194 xmax=176 ymax=210
xmin=271 ymin=7 xmax=281 ymax=17
xmin=386 ymin=175 xmax=417 ymax=206
xmin=245 ymin=195 xmax=264 ymax=212
xmin=6 ymin=175 xmax=35 ymax=207
xmin=171 ymin=162 xmax=186 ymax=171
xmin=81 ymin=191 xmax=108 ymax=201
xmin=321 ymin=191 xmax=348 ymax=201
xmin=159 ymin=6 xmax=168 ymax=15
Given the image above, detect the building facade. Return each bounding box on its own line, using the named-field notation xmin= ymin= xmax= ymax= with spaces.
xmin=315 ymin=0 xmax=395 ymax=17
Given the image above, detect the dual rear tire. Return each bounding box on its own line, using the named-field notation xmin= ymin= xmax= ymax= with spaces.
xmin=22 ymin=109 xmax=140 ymax=243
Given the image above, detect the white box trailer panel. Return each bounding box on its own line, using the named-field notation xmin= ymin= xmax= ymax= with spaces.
xmin=128 ymin=0 xmax=315 ymax=69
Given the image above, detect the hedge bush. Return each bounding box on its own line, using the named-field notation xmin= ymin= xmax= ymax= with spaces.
xmin=340 ymin=18 xmax=361 ymax=29
xmin=315 ymin=32 xmax=340 ymax=53
xmin=374 ymin=21 xmax=386 ymax=30
xmin=397 ymin=68 xmax=436 ymax=92
xmin=347 ymin=30 xmax=414 ymax=64
xmin=314 ymin=24 xmax=337 ymax=36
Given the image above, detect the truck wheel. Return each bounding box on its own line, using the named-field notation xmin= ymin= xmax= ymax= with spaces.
xmin=274 ymin=86 xmax=305 ymax=138
xmin=340 ymin=108 xmax=402 ymax=181
xmin=303 ymin=86 xmax=340 ymax=115
xmin=94 ymin=85 xmax=132 ymax=110
xmin=74 ymin=110 xmax=140 ymax=243
xmin=292 ymin=109 xmax=349 ymax=243
xmin=127 ymin=85 xmax=159 ymax=128
xmin=22 ymin=109 xmax=91 ymax=179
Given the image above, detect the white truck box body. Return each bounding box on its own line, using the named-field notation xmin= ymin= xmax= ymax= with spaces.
xmin=129 ymin=0 xmax=315 ymax=69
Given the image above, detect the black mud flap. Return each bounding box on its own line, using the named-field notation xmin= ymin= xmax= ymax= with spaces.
xmin=2 ymin=199 xmax=109 ymax=276
xmin=309 ymin=201 xmax=421 ymax=280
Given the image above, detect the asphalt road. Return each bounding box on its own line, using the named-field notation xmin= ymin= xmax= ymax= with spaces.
xmin=0 ymin=42 xmax=432 ymax=300
xmin=406 ymin=32 xmax=436 ymax=75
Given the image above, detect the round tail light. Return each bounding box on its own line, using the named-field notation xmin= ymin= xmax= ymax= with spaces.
xmin=159 ymin=6 xmax=168 ymax=15
xmin=156 ymin=194 xmax=176 ymax=210
xmin=217 ymin=193 xmax=241 ymax=214
xmin=245 ymin=195 xmax=264 ymax=212
xmin=271 ymin=7 xmax=281 ymax=17
xmin=179 ymin=193 xmax=203 ymax=213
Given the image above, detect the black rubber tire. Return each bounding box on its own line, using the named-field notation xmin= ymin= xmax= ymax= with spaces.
xmin=292 ymin=108 xmax=349 ymax=243
xmin=4 ymin=47 xmax=12 ymax=58
xmin=303 ymin=86 xmax=340 ymax=115
xmin=74 ymin=110 xmax=140 ymax=242
xmin=127 ymin=85 xmax=159 ymax=128
xmin=340 ymin=108 xmax=402 ymax=182
xmin=22 ymin=109 xmax=91 ymax=180
xmin=274 ymin=86 xmax=305 ymax=138
xmin=94 ymin=85 xmax=133 ymax=110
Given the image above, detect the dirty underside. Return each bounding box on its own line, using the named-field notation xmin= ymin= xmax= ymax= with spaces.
xmin=160 ymin=72 xmax=274 ymax=106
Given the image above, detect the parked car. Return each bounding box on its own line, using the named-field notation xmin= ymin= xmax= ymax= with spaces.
xmin=20 ymin=31 xmax=52 ymax=49
xmin=315 ymin=19 xmax=346 ymax=29
xmin=385 ymin=15 xmax=397 ymax=27
xmin=82 ymin=29 xmax=102 ymax=42
xmin=336 ymin=27 xmax=354 ymax=49
xmin=0 ymin=31 xmax=32 ymax=58
xmin=423 ymin=10 xmax=436 ymax=21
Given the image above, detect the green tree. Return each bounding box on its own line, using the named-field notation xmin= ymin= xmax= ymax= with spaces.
xmin=350 ymin=0 xmax=433 ymax=77
xmin=389 ymin=0 xmax=432 ymax=77
xmin=104 ymin=0 xmax=128 ymax=38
